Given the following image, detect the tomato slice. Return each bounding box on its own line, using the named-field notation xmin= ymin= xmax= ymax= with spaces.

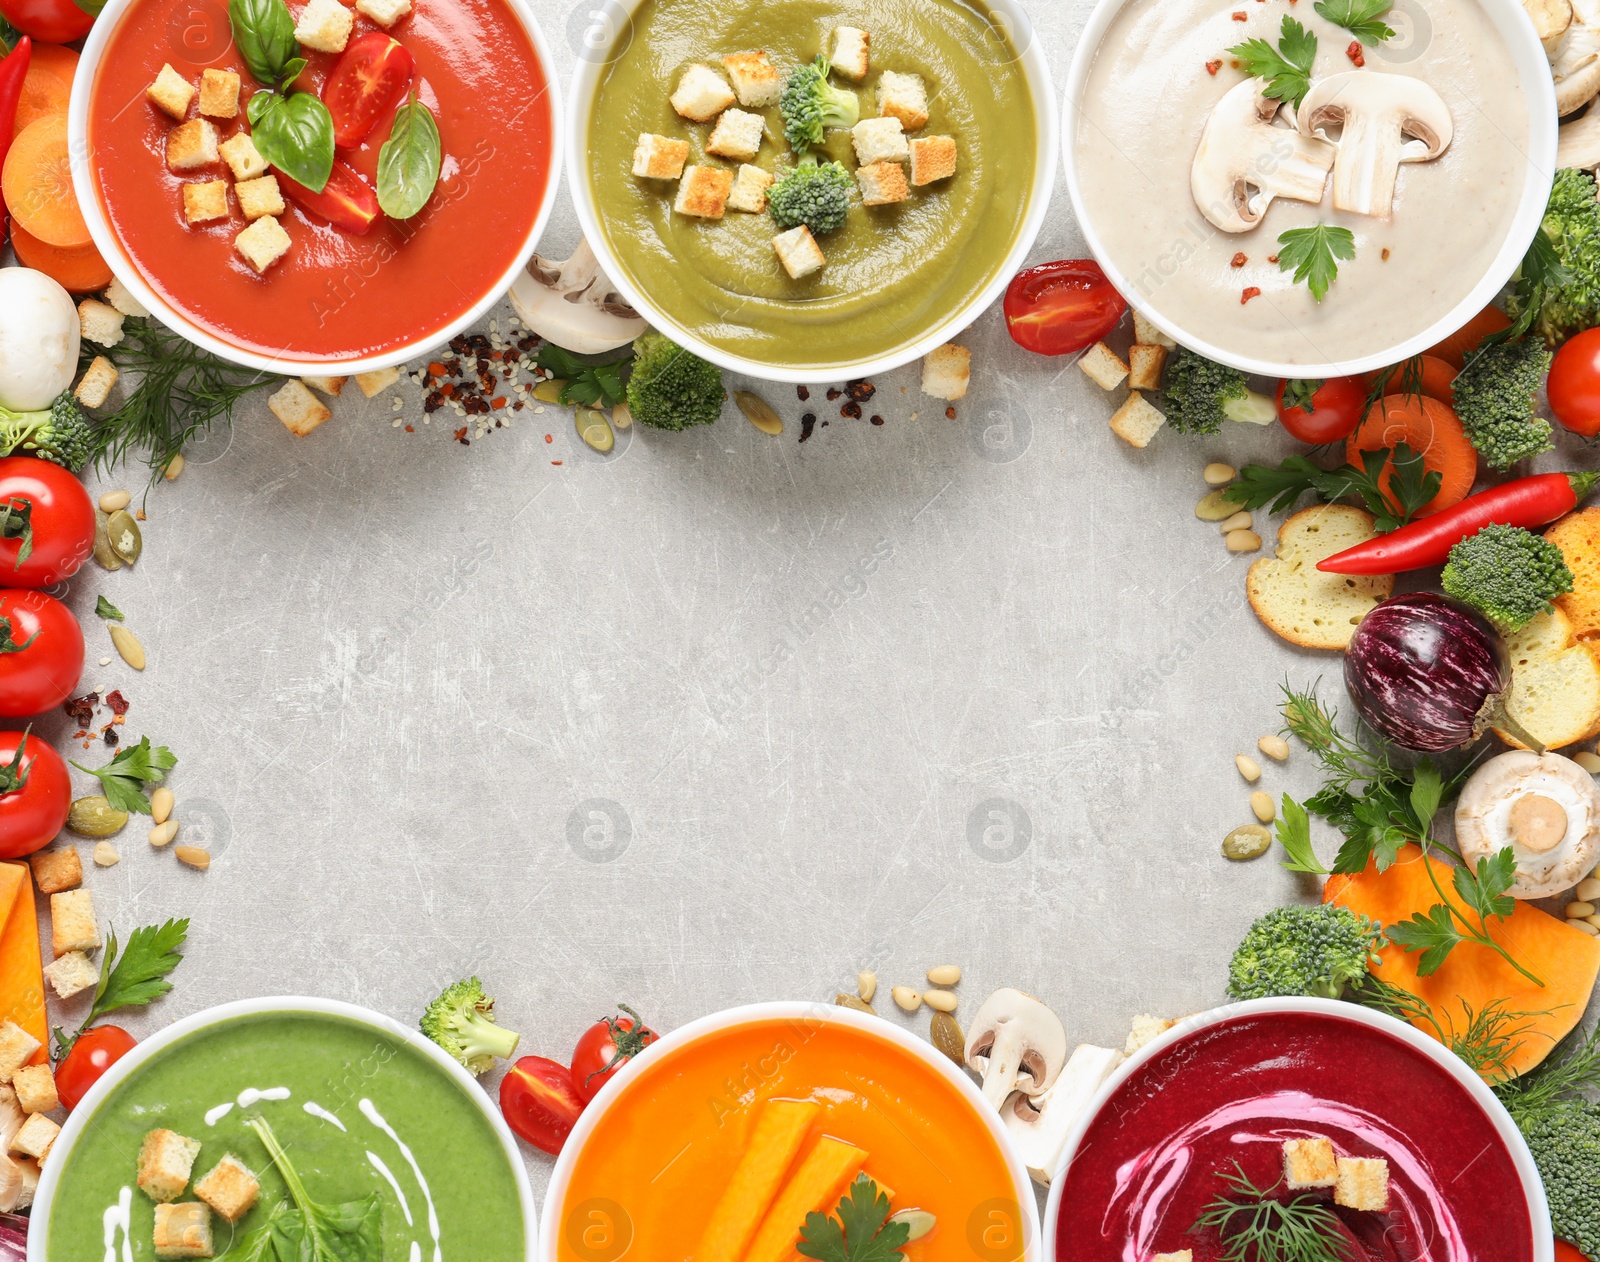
xmin=277 ymin=160 xmax=383 ymax=235
xmin=1003 ymin=259 xmax=1127 ymax=357
xmin=321 ymin=32 xmax=415 ymax=149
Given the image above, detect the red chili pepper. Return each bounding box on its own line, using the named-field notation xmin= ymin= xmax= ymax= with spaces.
xmin=0 ymin=36 xmax=32 ymax=238
xmin=1318 ymin=471 xmax=1600 ymax=575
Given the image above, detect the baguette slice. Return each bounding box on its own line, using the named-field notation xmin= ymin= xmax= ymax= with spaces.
xmin=1246 ymin=505 xmax=1394 ymax=650
xmin=1493 ymin=606 xmax=1600 ymax=749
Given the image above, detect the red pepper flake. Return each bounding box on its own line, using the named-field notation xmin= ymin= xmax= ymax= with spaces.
xmin=845 ymin=379 xmax=876 ymax=403
xmin=1206 ymin=59 xmax=1222 ymax=74
xmin=1346 ymin=39 xmax=1364 ymax=66
xmin=438 ymin=382 xmax=455 ymax=397
xmin=454 ymin=427 xmax=469 ymax=444
xmin=1231 ymin=10 xmax=1246 ymax=17
xmin=428 ymin=362 xmax=447 ymax=377
xmin=826 ymin=387 xmax=842 ymax=401
xmin=405 ymin=424 xmax=414 ymax=432
xmin=945 ymin=406 xmax=957 ymax=419
xmin=552 ymin=460 xmax=563 ymax=466
xmin=870 ymin=415 xmax=884 ymax=426
xmin=491 ymin=396 xmax=507 ymax=409
xmin=544 ymin=434 xmax=553 ymax=443
xmin=103 ymin=689 xmax=129 ymax=716
xmin=1381 ymin=247 xmax=1391 ymax=261
xmin=1230 ymin=252 xmax=1247 ymax=268
xmin=796 ymin=385 xmax=810 ymax=401
xmin=1266 ymin=254 xmax=1279 ymax=264
xmin=63 ymin=692 xmax=98 ymax=725
xmin=1241 ymin=286 xmax=1262 ymax=304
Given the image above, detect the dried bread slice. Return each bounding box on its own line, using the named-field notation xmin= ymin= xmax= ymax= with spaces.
xmin=1547 ymin=506 xmax=1600 ymax=641
xmin=1246 ymin=505 xmax=1394 ymax=650
xmin=1492 ymin=606 xmax=1600 ymax=749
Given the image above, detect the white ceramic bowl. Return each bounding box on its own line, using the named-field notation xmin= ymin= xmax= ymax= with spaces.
xmin=1061 ymin=0 xmax=1557 ymax=379
xmin=67 ymin=3 xmax=564 ymax=376
xmin=540 ymin=999 xmax=1042 ymax=1260
xmin=27 ymin=996 xmax=540 ymax=1262
xmin=1042 ymin=997 xmax=1553 ymax=1262
xmin=565 ymin=0 xmax=1058 ymax=385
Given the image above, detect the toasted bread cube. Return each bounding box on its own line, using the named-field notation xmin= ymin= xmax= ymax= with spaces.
xmin=772 ymin=225 xmax=824 ymax=279
xmin=851 ymin=116 xmax=906 ymax=166
xmin=1079 ymin=340 xmax=1129 ymax=391
xmin=77 ymin=299 xmax=126 ymax=348
xmin=218 ymin=133 xmax=268 ymax=182
xmin=727 ymin=163 xmax=774 ymax=213
xmin=1132 ymin=309 xmax=1176 ymax=349
xmin=1109 ymin=392 xmax=1166 ymax=449
xmin=9 ymin=1114 xmax=56 ymax=1162
xmin=856 ymin=160 xmax=908 ymax=206
xmin=193 ymin=1155 xmax=260 ymax=1223
xmin=909 ymin=134 xmax=956 ymax=185
xmin=153 ymin=1202 xmax=213 ymax=1259
xmin=42 ymin=950 xmax=99 ymax=1000
xmin=921 ymin=342 xmax=970 ymax=400
xmin=1283 ymin=1137 xmax=1339 ymax=1189
xmin=166 ymin=119 xmax=218 ymax=172
xmin=1153 ymin=1254 xmax=1193 ymax=1262
xmin=670 ymin=64 xmax=736 ymax=122
xmin=354 ymin=0 xmax=410 ymax=25
xmin=269 ymin=379 xmax=332 ymax=435
xmin=147 ymin=64 xmax=194 ymax=120
xmin=138 ymin=1130 xmax=201 ymax=1203
xmin=300 ymin=375 xmax=346 ymax=397
xmin=1127 ymin=1015 xmax=1177 ymax=1053
xmin=830 ymin=27 xmax=870 ymax=81
xmin=234 ymin=215 xmax=291 ymax=274
xmin=1334 ymin=1157 xmax=1389 ymax=1211
xmin=706 ymin=108 xmax=764 ymax=162
xmin=104 ymin=276 xmax=150 ymax=318
xmin=51 ymin=888 xmax=101 ymax=957
xmin=1128 ymin=343 xmax=1168 ymax=391
xmin=11 ymin=1064 xmax=56 ymax=1116
xmin=673 ymin=165 xmax=733 ymax=219
xmin=182 ymin=180 xmax=229 ymax=225
xmin=0 ymin=1026 xmax=38 ymax=1086
xmin=234 ymin=174 xmax=285 ymax=221
xmin=354 ymin=366 xmax=400 ymax=397
xmin=197 ymin=69 xmax=239 ymax=119
xmin=877 ymin=71 xmax=929 ymax=131
xmin=293 ymin=0 xmax=353 ymax=52
xmin=631 ymin=133 xmax=689 ymax=180
xmin=74 ymin=356 xmax=119 ymax=409
xmin=722 ymin=51 xmax=782 ymax=107
xmin=29 ymin=847 xmax=80 ymax=895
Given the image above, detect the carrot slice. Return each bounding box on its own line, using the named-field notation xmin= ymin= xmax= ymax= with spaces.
xmin=11 ymin=221 xmax=111 ymax=292
xmin=27 ymin=43 xmax=77 ymax=90
xmin=1364 ymin=354 xmax=1458 ymax=407
xmin=1427 ymin=304 xmax=1512 ymax=370
xmin=0 ymin=863 xmax=46 ymax=1065
xmin=3 ymin=114 xmax=88 ymax=248
xmin=1345 ymin=393 xmax=1477 ymax=518
xmin=13 ymin=64 xmax=69 ymax=137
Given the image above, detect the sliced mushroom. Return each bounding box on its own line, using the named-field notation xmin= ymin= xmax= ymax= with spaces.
xmin=1191 ymin=79 xmax=1337 ymax=233
xmin=964 ymin=988 xmax=1069 ymax=1110
xmin=1528 ymin=0 xmax=1575 ymax=55
xmin=1553 ymin=0 xmax=1600 ymax=114
xmin=506 ymin=236 xmax=648 ymax=354
xmin=1559 ymin=104 xmax=1600 ymax=167
xmin=1455 ymin=751 xmax=1600 ymax=898
xmin=1003 ymin=1044 xmax=1124 ymax=1186
xmin=1297 ymin=72 xmax=1452 ymax=218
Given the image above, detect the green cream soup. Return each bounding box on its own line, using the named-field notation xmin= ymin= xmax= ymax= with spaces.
xmin=47 ymin=1012 xmax=526 ymax=1261
xmin=587 ymin=0 xmax=1038 ymax=370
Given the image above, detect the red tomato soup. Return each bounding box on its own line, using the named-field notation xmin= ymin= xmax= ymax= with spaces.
xmin=87 ymin=0 xmax=552 ymax=361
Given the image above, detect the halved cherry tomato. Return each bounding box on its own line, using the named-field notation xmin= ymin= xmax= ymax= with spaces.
xmin=0 ymin=727 xmax=68 ymax=858
xmin=1275 ymin=376 xmax=1366 ymax=444
xmin=500 ymin=1055 xmax=585 ymax=1155
xmin=1003 ymin=259 xmax=1127 ymax=357
xmin=321 ymin=33 xmax=414 ymax=149
xmin=56 ymin=1025 xmax=138 ymax=1111
xmin=0 ymin=590 xmax=81 ymax=716
xmin=1548 ymin=326 xmax=1600 ymax=437
xmin=571 ymin=1004 xmax=656 ymax=1102
xmin=0 ymin=457 xmax=94 ymax=588
xmin=277 ymin=160 xmax=383 ymax=235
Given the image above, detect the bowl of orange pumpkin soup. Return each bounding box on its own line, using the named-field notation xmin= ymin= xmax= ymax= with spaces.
xmin=542 ymin=1002 xmax=1039 ymax=1262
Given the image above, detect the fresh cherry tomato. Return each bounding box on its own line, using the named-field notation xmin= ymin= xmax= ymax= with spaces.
xmin=500 ymin=1055 xmax=585 ymax=1155
xmin=0 ymin=590 xmax=81 ymax=715
xmin=321 ymin=33 xmax=415 ymax=149
xmin=277 ymin=159 xmax=383 ymax=236
xmin=1274 ymin=376 xmax=1367 ymax=444
xmin=570 ymin=1004 xmax=656 ymax=1103
xmin=0 ymin=0 xmax=90 ymax=46
xmin=1548 ymin=327 xmax=1600 ymax=437
xmin=1003 ymin=259 xmax=1126 ymax=357
xmin=0 ymin=728 xmax=67 ymax=858
xmin=0 ymin=457 xmax=93 ymax=588
xmin=56 ymin=1025 xmax=138 ymax=1110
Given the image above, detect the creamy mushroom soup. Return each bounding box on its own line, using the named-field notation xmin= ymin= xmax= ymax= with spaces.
xmin=1073 ymin=0 xmax=1531 ymax=367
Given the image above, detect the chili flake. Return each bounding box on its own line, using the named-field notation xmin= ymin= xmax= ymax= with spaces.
xmin=1231 ymin=10 xmax=1246 ymax=17
xmin=103 ymin=689 xmax=129 ymax=717
xmin=797 ymin=385 xmax=810 ymax=401
xmin=945 ymin=407 xmax=957 ymax=419
xmin=1241 ymin=287 xmax=1262 ymax=304
xmin=1230 ymin=252 xmax=1247 ymax=268
xmin=1206 ymin=59 xmax=1222 ymax=74
xmin=63 ymin=692 xmax=97 ymax=726
xmin=1346 ymin=39 xmax=1364 ymax=66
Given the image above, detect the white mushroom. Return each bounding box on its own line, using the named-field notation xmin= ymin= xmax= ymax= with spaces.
xmin=1191 ymin=79 xmax=1337 ymax=234
xmin=506 ymin=236 xmax=647 ymax=354
xmin=1296 ymin=71 xmax=1453 ymax=218
xmin=1003 ymin=1043 xmax=1124 ymax=1186
xmin=1455 ymin=751 xmax=1600 ymax=898
xmin=1528 ymin=0 xmax=1575 ymax=55
xmin=0 ymin=268 xmax=80 ymax=411
xmin=1558 ymin=104 xmax=1600 ymax=167
xmin=1553 ymin=0 xmax=1600 ymax=115
xmin=963 ymin=988 xmax=1068 ymax=1110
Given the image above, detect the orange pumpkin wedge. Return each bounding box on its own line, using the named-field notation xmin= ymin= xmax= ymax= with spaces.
xmin=0 ymin=862 xmax=46 ymax=1064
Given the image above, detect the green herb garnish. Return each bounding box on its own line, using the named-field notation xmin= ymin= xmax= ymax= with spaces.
xmin=229 ymin=0 xmax=333 ymax=191
xmin=798 ymin=1175 xmax=910 ymax=1262
xmin=1225 ymin=443 xmax=1440 ymax=533
xmin=534 ymin=344 xmax=630 ymax=409
xmin=1277 ymin=225 xmax=1357 ymax=302
xmin=1313 ymin=0 xmax=1395 ymax=43
xmin=84 ymin=919 xmax=188 ymax=1032
xmin=95 ymin=596 xmax=124 ymax=621
xmin=377 ymin=93 xmax=442 ymax=220
xmin=245 ymin=1116 xmax=384 ymax=1262
xmin=1226 ymin=17 xmax=1317 ymax=108
xmin=1193 ymin=1164 xmax=1356 ymax=1262
xmin=71 ymin=735 xmax=176 ymax=815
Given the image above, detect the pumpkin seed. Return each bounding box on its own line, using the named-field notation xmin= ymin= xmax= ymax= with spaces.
xmin=926 ymin=964 xmax=961 ymax=987
xmin=174 ymin=845 xmax=210 ymax=870
xmin=1195 ymin=489 xmax=1237 ymax=521
xmin=1222 ymin=824 xmax=1272 ymax=861
xmin=532 ymin=379 xmax=567 ymax=403
xmin=857 ymin=970 xmax=876 ymax=1003
xmin=929 ymin=1010 xmax=964 ymax=1066
xmin=575 ymin=407 xmax=614 ymax=453
xmin=68 ymin=795 xmax=128 ymax=838
xmin=109 ymin=625 xmax=146 ymax=670
xmin=151 ymin=786 xmax=174 ymax=825
xmin=106 ymin=510 xmax=142 ymax=565
xmin=734 ymin=390 xmax=783 ymax=435
xmin=888 ymin=1209 xmax=937 ymax=1242
xmin=834 ymin=993 xmax=874 ymax=1014
xmin=92 ymin=512 xmax=123 ymax=571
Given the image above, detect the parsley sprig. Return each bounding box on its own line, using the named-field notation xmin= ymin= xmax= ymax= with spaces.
xmin=54 ymin=918 xmax=190 ymax=1058
xmin=1224 ymin=443 xmax=1440 ymax=533
xmin=1227 ymin=17 xmax=1318 ymax=108
xmin=1277 ymin=225 xmax=1357 ymax=303
xmin=1314 ymin=0 xmax=1395 ymax=44
xmin=798 ymin=1176 xmax=909 ymax=1262
xmin=71 ymin=736 xmax=177 ymax=815
xmin=534 ymin=345 xmax=630 ymax=409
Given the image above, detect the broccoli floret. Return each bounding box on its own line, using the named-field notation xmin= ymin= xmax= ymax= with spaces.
xmin=1507 ymin=168 xmax=1600 ymax=347
xmin=779 ymin=55 xmax=860 ymax=149
xmin=0 ymin=392 xmax=91 ymax=470
xmin=1226 ymin=904 xmax=1385 ymax=1001
xmin=1440 ymin=523 xmax=1573 ymax=633
xmin=1162 ymin=347 xmax=1276 ymax=435
xmin=767 ymin=154 xmax=853 ymax=235
xmin=1519 ymin=1102 xmax=1600 ymax=1256
xmin=1450 ymin=338 xmax=1554 ymax=470
xmin=419 ymin=977 xmax=521 ymax=1075
xmin=625 ymin=331 xmax=724 ymax=431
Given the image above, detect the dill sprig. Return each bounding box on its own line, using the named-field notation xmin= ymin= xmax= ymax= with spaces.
xmin=1192 ymin=1165 xmax=1355 ymax=1262
xmin=1356 ymin=980 xmax=1550 ymax=1084
xmin=1497 ymin=1023 xmax=1600 ymax=1127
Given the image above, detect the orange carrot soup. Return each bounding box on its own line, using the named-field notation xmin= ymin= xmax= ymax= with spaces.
xmin=556 ymin=1015 xmax=1027 ymax=1261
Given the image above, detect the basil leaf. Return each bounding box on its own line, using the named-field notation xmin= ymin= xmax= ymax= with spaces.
xmin=251 ymin=92 xmax=335 ymax=193
xmin=377 ymin=97 xmax=441 ymax=220
xmin=280 ymin=56 xmax=307 ymax=90
xmin=229 ymin=0 xmax=297 ymax=88
xmin=72 ymin=0 xmax=107 ymax=19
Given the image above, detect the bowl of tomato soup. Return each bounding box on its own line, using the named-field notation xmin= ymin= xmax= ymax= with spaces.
xmin=543 ymin=1002 xmax=1039 ymax=1262
xmin=1044 ymin=999 xmax=1550 ymax=1262
xmin=68 ymin=0 xmax=560 ymax=372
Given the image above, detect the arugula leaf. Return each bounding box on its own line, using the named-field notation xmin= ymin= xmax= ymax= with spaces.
xmin=1313 ymin=0 xmax=1395 ymax=43
xmin=1388 ymin=904 xmax=1463 ymax=976
xmin=1453 ymin=848 xmax=1518 ymax=922
xmin=1277 ymin=224 xmax=1357 ymax=302
xmin=1227 ymin=17 xmax=1317 ymax=107
xmin=83 ymin=919 xmax=188 ymax=1032
xmin=70 ymin=736 xmax=177 ymax=815
xmin=798 ymin=1175 xmax=910 ymax=1262
xmin=95 ymin=595 xmax=124 ymax=621
xmin=534 ymin=345 xmax=630 ymax=409
xmin=1276 ymin=796 xmax=1328 ymax=875
xmin=248 ymin=1117 xmax=384 ymax=1262
xmin=1226 ymin=443 xmax=1440 ymax=532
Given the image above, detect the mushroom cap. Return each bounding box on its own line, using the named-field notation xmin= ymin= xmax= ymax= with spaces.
xmin=507 ymin=237 xmax=648 ymax=355
xmin=1455 ymin=750 xmax=1600 ymax=898
xmin=1558 ymin=105 xmax=1600 ymax=168
xmin=1554 ymin=0 xmax=1600 ymax=114
xmin=0 ymin=269 xmax=79 ymax=412
xmin=1298 ymin=70 xmax=1454 ymax=163
xmin=963 ymin=987 xmax=1069 ymax=1102
xmin=1190 ymin=80 xmax=1336 ymax=233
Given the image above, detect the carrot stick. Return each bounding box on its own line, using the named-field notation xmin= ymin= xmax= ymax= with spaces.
xmin=745 ymin=1138 xmax=869 ymax=1262
xmin=695 ymin=1099 xmax=819 ymax=1262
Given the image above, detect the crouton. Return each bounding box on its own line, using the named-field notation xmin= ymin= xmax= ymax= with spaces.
xmin=1128 ymin=343 xmax=1168 ymax=391
xmin=74 ymin=356 xmax=118 ymax=409
xmin=772 ymin=225 xmax=825 ymax=279
xmin=138 ymin=1130 xmax=202 ymax=1203
xmin=153 ymin=1202 xmax=213 ymax=1260
xmin=830 ymin=27 xmax=870 ymax=81
xmin=1247 ymin=505 xmax=1395 ymax=650
xmin=193 ymin=1155 xmax=260 ymax=1223
xmin=354 ymin=367 xmax=400 ymax=398
xmin=77 ymin=299 xmax=126 ymax=348
xmin=920 ymin=343 xmax=970 ymax=400
xmin=631 ymin=133 xmax=689 ymax=180
xmin=234 ymin=215 xmax=291 ymax=274
xmin=219 ymin=133 xmax=268 ymax=182
xmin=673 ymin=165 xmax=733 ymax=219
xmin=300 ymin=375 xmax=346 ymax=397
xmin=722 ymin=51 xmax=782 ymax=107
xmin=104 ymin=276 xmax=149 ymax=318
xmin=1283 ymin=1137 xmax=1339 ymax=1188
xmin=11 ymin=1064 xmax=56 ymax=1116
xmin=1334 ymin=1157 xmax=1389 ymax=1211
xmin=234 ymin=174 xmax=285 ymax=221
xmin=42 ymin=951 xmax=99 ymax=1000
xmin=147 ymin=65 xmax=194 ymax=120
xmin=1108 ymin=392 xmax=1166 ymax=449
xmin=50 ymin=889 xmax=101 ymax=957
xmin=28 ymin=847 xmax=80 ymax=896
xmin=851 ymin=116 xmax=907 ymax=166
xmin=1153 ymin=1254 xmax=1193 ymax=1262
xmin=354 ymin=0 xmax=410 ymax=25
xmin=9 ymin=1114 xmax=56 ymax=1162
xmin=877 ymin=71 xmax=929 ymax=130
xmin=1078 ymin=341 xmax=1128 ymax=391
xmin=182 ymin=180 xmax=230 ymax=226
xmin=1132 ymin=309 xmax=1176 ymax=349
xmin=670 ymin=64 xmax=736 ymax=121
xmin=856 ymin=160 xmax=907 ymax=206
xmin=166 ymin=119 xmax=218 ymax=172
xmin=293 ymin=0 xmax=353 ymax=53
xmin=269 ymin=379 xmax=332 ymax=435
xmin=727 ymin=163 xmax=774 ymax=213
xmin=909 ymin=134 xmax=956 ymax=185
xmin=197 ymin=69 xmax=239 ymax=119
xmin=1124 ymin=1014 xmax=1176 ymax=1054
xmin=706 ymin=108 xmax=765 ymax=162
xmin=0 ymin=1026 xmax=37 ymax=1085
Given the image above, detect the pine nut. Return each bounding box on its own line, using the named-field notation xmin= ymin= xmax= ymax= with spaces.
xmin=150 ymin=787 xmax=174 ymax=825
xmin=891 ymin=986 xmax=922 ymax=1013
xmin=1258 ymin=734 xmax=1290 ymax=762
xmin=92 ymin=842 xmax=119 ymax=866
xmin=1235 ymin=755 xmax=1262 ymax=783
xmin=174 ymin=846 xmax=210 ymax=870
xmin=109 ymin=625 xmax=146 ymax=670
xmin=925 ymin=964 xmax=961 ymax=987
xmin=1219 ymin=511 xmax=1252 ymax=534
xmin=1567 ymin=901 xmax=1597 ymax=919
xmin=1226 ymin=529 xmax=1262 ymax=553
xmin=148 ymin=820 xmax=179 ymax=848
xmin=1579 ymin=877 xmax=1600 ymax=902
xmin=98 ymin=490 xmax=131 ymax=513
xmin=924 ymin=989 xmax=958 ymax=1013
xmin=858 ymin=971 xmax=877 ymax=1003
xmin=1575 ymin=920 xmax=1600 ymax=936
xmin=1577 ymin=752 xmax=1600 ymax=774
xmin=163 ymin=454 xmax=185 ymax=481
xmin=1589 ymin=914 xmax=1600 ymax=932
xmin=1203 ymin=462 xmax=1236 ymax=486
xmin=1250 ymin=791 xmax=1275 ymax=823
xmin=611 ymin=403 xmax=633 ymax=430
